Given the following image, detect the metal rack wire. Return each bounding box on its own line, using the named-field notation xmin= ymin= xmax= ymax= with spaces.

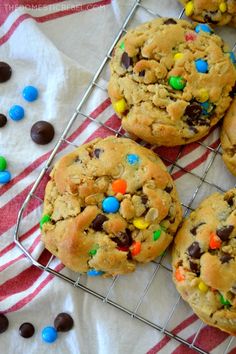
xmin=14 ymin=1 xmax=236 ymax=353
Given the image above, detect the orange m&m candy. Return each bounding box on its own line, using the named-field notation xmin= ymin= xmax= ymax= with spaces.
xmin=209 ymin=232 xmax=222 ymax=249
xmin=112 ymin=179 xmax=127 ymax=194
xmin=131 ymin=241 xmax=141 ymax=256
xmin=175 ymin=267 xmax=185 ymax=282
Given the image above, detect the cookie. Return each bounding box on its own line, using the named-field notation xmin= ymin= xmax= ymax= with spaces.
xmin=172 ymin=189 xmax=236 ymax=335
xmin=108 ymin=18 xmax=236 ymax=146
xmin=41 ymin=136 xmax=182 ymax=276
xmin=179 ymin=0 xmax=236 ymax=27
xmin=221 ymin=98 xmax=236 ymax=176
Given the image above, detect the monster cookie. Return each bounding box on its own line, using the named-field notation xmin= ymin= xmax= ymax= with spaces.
xmin=221 ymin=98 xmax=236 ymax=176
xmin=41 ymin=136 xmax=182 ymax=276
xmin=108 ymin=18 xmax=236 ymax=146
xmin=172 ymin=189 xmax=236 ymax=335
xmin=180 ymin=0 xmax=236 ymax=27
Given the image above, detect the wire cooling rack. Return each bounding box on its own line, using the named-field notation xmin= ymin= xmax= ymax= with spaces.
xmin=14 ymin=1 xmax=236 ymax=353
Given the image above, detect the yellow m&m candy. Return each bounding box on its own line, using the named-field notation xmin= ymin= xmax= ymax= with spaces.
xmin=185 ymin=1 xmax=194 ymax=17
xmin=113 ymin=98 xmax=127 ymax=114
xmin=219 ymin=2 xmax=227 ymax=13
xmin=133 ymin=217 xmax=150 ymax=230
xmin=198 ymin=281 xmax=208 ymax=293
xmin=174 ymin=53 xmax=184 ymax=61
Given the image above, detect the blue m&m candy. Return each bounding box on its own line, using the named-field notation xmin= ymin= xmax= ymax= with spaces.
xmin=126 ymin=154 xmax=140 ymax=165
xmin=87 ymin=269 xmax=104 ymax=277
xmin=195 ymin=24 xmax=212 ymax=34
xmin=200 ymin=101 xmax=213 ymax=115
xmin=228 ymin=52 xmax=236 ymax=64
xmin=22 ymin=85 xmax=38 ymax=102
xmin=195 ymin=59 xmax=208 ymax=73
xmin=102 ymin=196 xmax=120 ymax=213
xmin=9 ymin=105 xmax=24 ymax=121
xmin=41 ymin=326 xmax=58 ymax=343
xmin=0 ymin=170 xmax=11 ymax=184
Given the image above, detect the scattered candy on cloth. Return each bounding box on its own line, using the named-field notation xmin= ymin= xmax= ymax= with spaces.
xmin=1 ymin=1 xmax=236 ymax=354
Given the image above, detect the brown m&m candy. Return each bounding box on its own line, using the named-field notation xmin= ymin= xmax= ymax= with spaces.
xmin=30 ymin=121 xmax=54 ymax=145
xmin=54 ymin=313 xmax=74 ymax=332
xmin=0 ymin=314 xmax=9 ymax=334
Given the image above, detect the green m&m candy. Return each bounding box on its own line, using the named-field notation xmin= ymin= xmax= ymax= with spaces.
xmin=0 ymin=156 xmax=7 ymax=171
xmin=220 ymin=294 xmax=231 ymax=306
xmin=40 ymin=214 xmax=51 ymax=229
xmin=169 ymin=76 xmax=186 ymax=90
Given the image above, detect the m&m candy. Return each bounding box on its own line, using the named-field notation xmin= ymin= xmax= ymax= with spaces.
xmin=40 ymin=214 xmax=51 ymax=229
xmin=41 ymin=326 xmax=58 ymax=343
xmin=131 ymin=241 xmax=141 ymax=256
xmin=9 ymin=105 xmax=24 ymax=121
xmin=198 ymin=281 xmax=208 ymax=293
xmin=220 ymin=294 xmax=231 ymax=306
xmin=219 ymin=2 xmax=227 ymax=13
xmin=195 ymin=59 xmax=208 ymax=73
xmin=126 ymin=154 xmax=140 ymax=165
xmin=133 ymin=217 xmax=149 ymax=230
xmin=112 ymin=179 xmax=127 ymax=194
xmin=87 ymin=269 xmax=104 ymax=277
xmin=0 ymin=156 xmax=7 ymax=171
xmin=195 ymin=24 xmax=212 ymax=34
xmin=175 ymin=267 xmax=185 ymax=281
xmin=169 ymin=76 xmax=186 ymax=90
xmin=209 ymin=232 xmax=222 ymax=249
xmin=22 ymin=86 xmax=38 ymax=102
xmin=113 ymin=98 xmax=127 ymax=114
xmin=102 ymin=196 xmax=120 ymax=213
xmin=153 ymin=229 xmax=162 ymax=241
xmin=0 ymin=170 xmax=11 ymax=184
xmin=185 ymin=1 xmax=194 ymax=16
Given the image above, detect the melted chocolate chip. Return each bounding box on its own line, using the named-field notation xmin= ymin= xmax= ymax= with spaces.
xmin=185 ymin=103 xmax=202 ymax=120
xmin=141 ymin=195 xmax=148 ymax=205
xmin=54 ymin=313 xmax=74 ymax=332
xmin=187 ymin=242 xmax=201 ymax=259
xmin=91 ymin=214 xmax=108 ymax=231
xmin=127 ymin=251 xmax=132 ymax=260
xmin=0 ymin=314 xmax=9 ymax=334
xmin=112 ymin=229 xmax=132 ymax=248
xmin=229 ymin=83 xmax=236 ymax=98
xmin=139 ymin=70 xmax=145 ymax=77
xmin=30 ymin=121 xmax=55 ymax=145
xmin=224 ymin=194 xmax=234 ymax=207
xmin=190 ymin=223 xmax=205 ymax=236
xmin=163 ymin=18 xmax=177 ymax=25
xmin=216 ymin=225 xmax=234 ymax=241
xmin=203 ymin=15 xmax=219 ymax=24
xmin=0 ymin=114 xmax=7 ymax=128
xmin=164 ymin=185 xmax=173 ymax=193
xmin=0 ymin=62 xmax=12 ymax=83
xmin=19 ymin=323 xmax=35 ymax=338
xmin=220 ymin=253 xmax=233 ymax=264
xmin=121 ymin=52 xmax=132 ymax=70
xmin=93 ymin=148 xmax=103 ymax=158
xmin=74 ymin=156 xmax=81 ymax=163
xmin=189 ymin=261 xmax=200 ymax=275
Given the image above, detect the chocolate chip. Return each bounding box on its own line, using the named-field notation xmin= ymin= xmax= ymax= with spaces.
xmin=164 ymin=185 xmax=173 ymax=193
xmin=220 ymin=253 xmax=233 ymax=264
xmin=189 ymin=261 xmax=200 ymax=275
xmin=224 ymin=194 xmax=234 ymax=207
xmin=54 ymin=313 xmax=74 ymax=332
xmin=91 ymin=214 xmax=108 ymax=231
xmin=216 ymin=225 xmax=234 ymax=241
xmin=0 ymin=62 xmax=12 ymax=83
xmin=0 ymin=314 xmax=9 ymax=334
xmin=187 ymin=242 xmax=201 ymax=259
xmin=229 ymin=83 xmax=236 ymax=98
xmin=185 ymin=103 xmax=202 ymax=120
xmin=189 ymin=126 xmax=199 ymax=134
xmin=19 ymin=323 xmax=35 ymax=338
xmin=141 ymin=195 xmax=148 ymax=205
xmin=203 ymin=15 xmax=218 ymax=24
xmin=112 ymin=229 xmax=132 ymax=248
xmin=93 ymin=148 xmax=103 ymax=158
xmin=121 ymin=52 xmax=132 ymax=69
xmin=0 ymin=114 xmax=7 ymax=128
xmin=139 ymin=70 xmax=145 ymax=77
xmin=163 ymin=18 xmax=177 ymax=25
xmin=30 ymin=121 xmax=54 ymax=145
xmin=190 ymin=223 xmax=205 ymax=236
xmin=127 ymin=251 xmax=132 ymax=260
xmin=74 ymin=156 xmax=81 ymax=163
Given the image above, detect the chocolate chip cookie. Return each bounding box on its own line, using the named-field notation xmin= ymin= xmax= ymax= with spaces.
xmin=108 ymin=18 xmax=236 ymax=146
xmin=179 ymin=0 xmax=236 ymax=27
xmin=221 ymin=98 xmax=236 ymax=176
xmin=41 ymin=136 xmax=182 ymax=276
xmin=172 ymin=189 xmax=236 ymax=335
